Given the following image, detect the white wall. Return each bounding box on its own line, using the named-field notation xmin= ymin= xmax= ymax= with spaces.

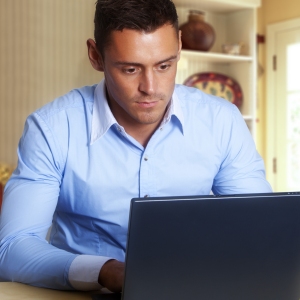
xmin=0 ymin=0 xmax=104 ymax=166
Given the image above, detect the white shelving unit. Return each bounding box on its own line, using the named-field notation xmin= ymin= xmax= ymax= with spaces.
xmin=174 ymin=0 xmax=261 ymax=138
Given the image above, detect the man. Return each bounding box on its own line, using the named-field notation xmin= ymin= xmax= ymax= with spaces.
xmin=0 ymin=0 xmax=272 ymax=293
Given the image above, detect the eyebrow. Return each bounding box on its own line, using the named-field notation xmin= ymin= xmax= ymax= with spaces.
xmin=114 ymin=55 xmax=178 ymax=67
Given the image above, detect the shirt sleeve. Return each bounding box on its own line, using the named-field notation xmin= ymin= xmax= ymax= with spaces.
xmin=212 ymin=105 xmax=272 ymax=195
xmin=0 ymin=112 xmax=109 ymax=290
xmin=68 ymin=255 xmax=112 ymax=291
xmin=0 ymin=113 xmax=75 ymax=289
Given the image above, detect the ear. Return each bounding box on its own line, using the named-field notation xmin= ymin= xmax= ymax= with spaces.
xmin=87 ymin=38 xmax=104 ymax=72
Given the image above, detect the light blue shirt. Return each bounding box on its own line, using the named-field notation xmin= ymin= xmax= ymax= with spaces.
xmin=0 ymin=80 xmax=272 ymax=290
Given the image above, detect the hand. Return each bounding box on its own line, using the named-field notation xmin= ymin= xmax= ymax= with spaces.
xmin=98 ymin=259 xmax=125 ymax=293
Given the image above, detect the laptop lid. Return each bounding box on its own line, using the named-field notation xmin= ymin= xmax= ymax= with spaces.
xmin=121 ymin=192 xmax=300 ymax=300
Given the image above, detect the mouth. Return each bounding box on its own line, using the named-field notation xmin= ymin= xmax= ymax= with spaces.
xmin=136 ymin=101 xmax=159 ymax=108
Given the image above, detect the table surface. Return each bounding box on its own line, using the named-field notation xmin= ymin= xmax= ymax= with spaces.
xmin=0 ymin=282 xmax=101 ymax=300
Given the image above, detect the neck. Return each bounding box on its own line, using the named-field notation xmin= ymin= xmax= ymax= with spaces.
xmin=105 ymin=88 xmax=169 ymax=147
xmin=122 ymin=121 xmax=161 ymax=148
xmin=112 ymin=105 xmax=164 ymax=147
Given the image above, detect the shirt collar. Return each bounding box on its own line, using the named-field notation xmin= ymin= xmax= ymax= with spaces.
xmin=90 ymin=80 xmax=117 ymax=144
xmin=90 ymin=80 xmax=185 ymax=144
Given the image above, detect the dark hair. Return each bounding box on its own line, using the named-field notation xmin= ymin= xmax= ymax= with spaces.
xmin=94 ymin=0 xmax=179 ymax=57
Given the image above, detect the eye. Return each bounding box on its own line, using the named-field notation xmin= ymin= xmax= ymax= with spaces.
xmin=123 ymin=67 xmax=138 ymax=74
xmin=158 ymin=63 xmax=171 ymax=71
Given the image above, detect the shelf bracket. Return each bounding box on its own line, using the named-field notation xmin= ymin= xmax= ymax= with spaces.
xmin=273 ymin=55 xmax=277 ymax=71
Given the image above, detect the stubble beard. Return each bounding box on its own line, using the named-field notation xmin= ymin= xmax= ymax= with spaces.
xmin=132 ymin=93 xmax=169 ymax=125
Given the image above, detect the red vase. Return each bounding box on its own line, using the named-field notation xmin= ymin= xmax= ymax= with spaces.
xmin=180 ymin=10 xmax=215 ymax=52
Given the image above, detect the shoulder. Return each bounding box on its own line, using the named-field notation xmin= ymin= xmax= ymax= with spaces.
xmin=34 ymin=85 xmax=97 ymax=120
xmin=20 ymin=85 xmax=97 ymax=168
xmin=23 ymin=85 xmax=97 ymax=150
xmin=174 ymin=84 xmax=239 ymax=120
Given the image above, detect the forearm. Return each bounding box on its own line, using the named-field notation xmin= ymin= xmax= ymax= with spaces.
xmin=0 ymin=228 xmax=120 ymax=291
xmin=0 ymin=176 xmax=73 ymax=289
xmin=0 ymin=236 xmax=76 ymax=290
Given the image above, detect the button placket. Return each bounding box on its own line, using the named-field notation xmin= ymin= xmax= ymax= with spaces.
xmin=140 ymin=152 xmax=152 ymax=198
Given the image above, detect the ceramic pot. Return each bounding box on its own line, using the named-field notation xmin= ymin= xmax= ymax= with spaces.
xmin=179 ymin=10 xmax=215 ymax=51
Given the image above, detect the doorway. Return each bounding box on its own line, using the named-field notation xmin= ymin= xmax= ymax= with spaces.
xmin=267 ymin=18 xmax=300 ymax=192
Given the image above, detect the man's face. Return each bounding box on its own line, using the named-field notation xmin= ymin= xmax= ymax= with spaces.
xmin=100 ymin=24 xmax=181 ymax=127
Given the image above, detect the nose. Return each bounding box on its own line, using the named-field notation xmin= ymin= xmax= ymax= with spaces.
xmin=138 ymin=69 xmax=156 ymax=96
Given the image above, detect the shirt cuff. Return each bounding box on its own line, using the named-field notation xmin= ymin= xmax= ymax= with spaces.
xmin=68 ymin=255 xmax=113 ymax=291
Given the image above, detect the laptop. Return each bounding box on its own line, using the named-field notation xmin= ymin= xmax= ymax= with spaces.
xmin=94 ymin=192 xmax=300 ymax=300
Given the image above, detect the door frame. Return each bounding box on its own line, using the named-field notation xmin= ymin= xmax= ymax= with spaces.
xmin=266 ymin=17 xmax=300 ymax=190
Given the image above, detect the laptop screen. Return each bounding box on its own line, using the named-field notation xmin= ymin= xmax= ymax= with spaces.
xmin=121 ymin=192 xmax=300 ymax=300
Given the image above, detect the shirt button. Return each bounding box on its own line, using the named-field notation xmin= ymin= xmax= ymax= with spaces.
xmin=160 ymin=127 xmax=163 ymax=131
xmin=144 ymin=157 xmax=148 ymax=161
xmin=117 ymin=127 xmax=122 ymax=132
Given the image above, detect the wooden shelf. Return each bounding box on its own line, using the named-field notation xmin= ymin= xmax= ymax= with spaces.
xmin=181 ymin=50 xmax=253 ymax=63
xmin=174 ymin=0 xmax=260 ymax=138
xmin=173 ymin=0 xmax=261 ymax=12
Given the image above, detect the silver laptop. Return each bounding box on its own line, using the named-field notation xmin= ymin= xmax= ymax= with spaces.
xmin=94 ymin=192 xmax=300 ymax=300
